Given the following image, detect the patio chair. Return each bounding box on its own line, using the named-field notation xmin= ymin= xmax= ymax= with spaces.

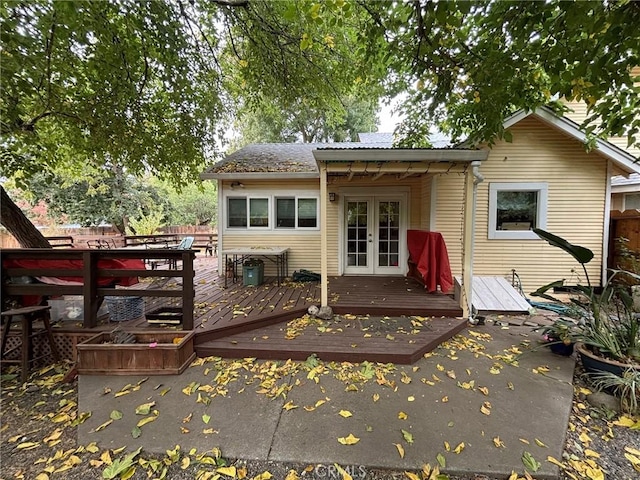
xmin=149 ymin=236 xmax=195 ymax=270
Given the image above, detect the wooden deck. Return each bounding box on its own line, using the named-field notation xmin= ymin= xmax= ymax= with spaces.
xmin=41 ymin=256 xmax=463 ymax=365
xmin=195 ymin=316 xmax=468 ymax=364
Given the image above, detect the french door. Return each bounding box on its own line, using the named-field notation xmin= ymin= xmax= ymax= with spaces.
xmin=344 ymin=196 xmax=404 ymax=275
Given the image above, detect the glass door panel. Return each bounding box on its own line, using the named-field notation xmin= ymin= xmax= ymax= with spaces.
xmin=376 ymin=200 xmax=401 ymax=271
xmin=346 ymin=200 xmax=371 ymax=271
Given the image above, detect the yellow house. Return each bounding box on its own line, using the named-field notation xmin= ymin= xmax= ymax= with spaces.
xmin=201 ymin=107 xmax=640 ymax=316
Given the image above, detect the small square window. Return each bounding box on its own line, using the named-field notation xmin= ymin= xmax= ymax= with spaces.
xmin=276 ymin=198 xmax=296 ymax=228
xmin=488 ymin=183 xmax=548 ymax=239
xmin=297 ymin=198 xmax=317 ymax=228
xmin=249 ymin=198 xmax=269 ymax=227
xmin=228 ymin=198 xmax=247 ymax=228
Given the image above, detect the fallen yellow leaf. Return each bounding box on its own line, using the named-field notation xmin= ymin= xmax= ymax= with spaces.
xmin=252 ymin=472 xmax=273 ymax=480
xmin=334 ymin=463 xmax=353 ymax=480
xmin=284 ymin=470 xmax=300 ymax=480
xmin=282 ymin=401 xmax=297 ymax=411
xmin=585 ymin=449 xmax=600 ymax=458
xmin=398 ymin=411 xmax=408 ymax=420
xmin=337 ymin=434 xmax=360 ymax=445
xmin=394 ymin=443 xmax=405 ymax=458
xmin=338 ymin=410 xmax=352 ymax=418
xmin=217 ymin=466 xmax=237 ymax=477
xmin=137 ymin=415 xmax=157 ymax=427
xmin=404 ymin=471 xmax=420 ymax=480
xmin=454 ymin=442 xmax=465 ymax=454
xmin=625 ymin=446 xmax=640 ymax=456
xmin=546 ymin=455 xmax=564 ymax=468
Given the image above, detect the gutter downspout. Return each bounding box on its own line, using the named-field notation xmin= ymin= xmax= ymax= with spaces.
xmin=462 ymin=161 xmax=484 ymax=322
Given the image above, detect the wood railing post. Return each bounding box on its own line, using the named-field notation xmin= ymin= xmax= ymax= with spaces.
xmin=182 ymin=251 xmax=196 ymax=330
xmin=182 ymin=251 xmax=195 ymax=330
xmin=82 ymin=250 xmax=100 ymax=328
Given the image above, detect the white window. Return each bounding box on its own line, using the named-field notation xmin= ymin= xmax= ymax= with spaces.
xmin=226 ymin=194 xmax=319 ymax=231
xmin=227 ymin=197 xmax=270 ymax=229
xmin=624 ymin=193 xmax=640 ymax=210
xmin=488 ymin=182 xmax=548 ymax=239
xmin=276 ymin=197 xmax=318 ymax=228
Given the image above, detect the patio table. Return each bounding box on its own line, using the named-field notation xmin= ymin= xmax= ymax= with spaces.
xmin=222 ymin=247 xmax=289 ymax=288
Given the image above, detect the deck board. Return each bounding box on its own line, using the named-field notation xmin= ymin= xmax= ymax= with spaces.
xmin=51 ymin=257 xmax=464 ymax=365
xmin=454 ymin=276 xmax=531 ymax=315
xmin=195 ymin=316 xmax=468 ymax=364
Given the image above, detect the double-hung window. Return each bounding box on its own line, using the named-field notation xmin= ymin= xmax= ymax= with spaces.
xmin=227 ymin=197 xmax=270 ymax=229
xmin=275 ymin=197 xmax=318 ymax=229
xmin=488 ymin=182 xmax=548 ymax=239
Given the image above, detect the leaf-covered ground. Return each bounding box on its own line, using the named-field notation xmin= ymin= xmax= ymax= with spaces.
xmin=1 ymin=321 xmax=639 ymax=480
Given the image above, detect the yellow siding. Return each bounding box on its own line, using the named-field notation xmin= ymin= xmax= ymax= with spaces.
xmin=220 ymin=179 xmax=321 ymax=275
xmin=435 ymin=116 xmax=608 ymax=293
xmin=420 ymin=175 xmax=433 ymax=229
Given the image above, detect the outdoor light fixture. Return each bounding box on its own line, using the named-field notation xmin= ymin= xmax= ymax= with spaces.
xmin=329 ymin=192 xmax=336 ymax=202
xmin=230 ymin=181 xmax=244 ymax=189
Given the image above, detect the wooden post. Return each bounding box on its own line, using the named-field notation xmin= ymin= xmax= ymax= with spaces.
xmin=82 ymin=251 xmax=99 ymax=328
xmin=320 ymin=164 xmax=329 ymax=307
xmin=461 ymin=162 xmax=479 ymax=318
xmin=182 ymin=251 xmax=195 ymax=330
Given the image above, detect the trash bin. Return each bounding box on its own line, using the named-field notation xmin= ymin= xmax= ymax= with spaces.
xmin=243 ymin=258 xmax=264 ymax=286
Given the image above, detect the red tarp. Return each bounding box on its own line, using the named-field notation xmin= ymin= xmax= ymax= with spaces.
xmin=407 ymin=229 xmax=454 ymax=294
xmin=3 ymin=258 xmax=145 ymax=286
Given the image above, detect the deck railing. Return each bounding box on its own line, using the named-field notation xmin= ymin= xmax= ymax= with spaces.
xmin=1 ymin=248 xmax=195 ymax=329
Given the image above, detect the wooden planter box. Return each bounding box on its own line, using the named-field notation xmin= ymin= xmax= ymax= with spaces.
xmin=77 ymin=330 xmax=196 ymax=375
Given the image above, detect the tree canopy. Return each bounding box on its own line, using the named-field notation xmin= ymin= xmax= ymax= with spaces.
xmin=372 ymin=0 xmax=640 ymax=150
xmin=2 ymin=0 xmax=639 ymax=245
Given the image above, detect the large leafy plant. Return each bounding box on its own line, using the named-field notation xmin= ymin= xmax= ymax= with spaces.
xmin=533 ymin=228 xmax=640 ymax=364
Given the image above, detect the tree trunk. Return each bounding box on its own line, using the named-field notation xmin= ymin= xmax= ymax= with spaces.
xmin=0 ymin=186 xmax=52 ymax=248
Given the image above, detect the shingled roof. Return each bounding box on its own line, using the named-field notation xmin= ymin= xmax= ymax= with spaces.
xmin=201 ymin=141 xmax=393 ymax=178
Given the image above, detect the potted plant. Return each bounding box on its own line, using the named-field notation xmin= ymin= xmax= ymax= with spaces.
xmin=535 ymin=318 xmax=578 ymax=356
xmin=590 ymin=367 xmax=640 ymax=414
xmin=533 ymin=229 xmax=640 ymax=374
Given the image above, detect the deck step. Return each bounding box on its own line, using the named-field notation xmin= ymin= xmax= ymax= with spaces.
xmin=195 ymin=316 xmax=468 ymax=364
xmin=454 ymin=276 xmax=531 ymax=315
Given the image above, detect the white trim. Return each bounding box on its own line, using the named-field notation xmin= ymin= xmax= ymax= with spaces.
xmin=429 ymin=176 xmax=438 ymax=231
xmin=216 ymin=179 xmax=223 ymax=275
xmin=314 ymin=149 xmax=489 ymax=163
xmin=502 ymin=107 xmax=640 ymax=175
xmin=273 ymin=196 xmax=319 ymax=230
xmin=603 ymin=161 xmax=612 ymax=286
xmin=613 ymin=184 xmax=640 ymax=194
xmin=222 ymin=188 xmax=321 ymax=233
xmin=338 ymin=187 xmax=410 ymax=276
xmin=488 ymin=182 xmax=548 ymax=240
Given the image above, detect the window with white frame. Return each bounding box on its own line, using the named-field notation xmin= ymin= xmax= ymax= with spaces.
xmin=275 ymin=197 xmax=318 ymax=228
xmin=488 ymin=182 xmax=548 ymax=239
xmin=624 ymin=193 xmax=640 ymax=210
xmin=227 ymin=197 xmax=270 ymax=228
xmin=227 ymin=195 xmax=318 ymax=230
